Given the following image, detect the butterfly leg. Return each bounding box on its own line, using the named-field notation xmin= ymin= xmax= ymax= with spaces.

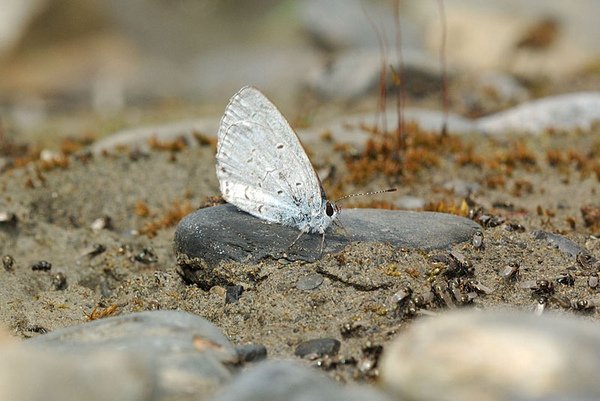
xmin=332 ymin=217 xmax=346 ymax=234
xmin=319 ymin=232 xmax=326 ymax=256
xmin=287 ymin=230 xmax=305 ymax=250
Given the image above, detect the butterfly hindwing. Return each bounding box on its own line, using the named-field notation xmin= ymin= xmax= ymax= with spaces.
xmin=216 ymin=86 xmax=325 ymax=230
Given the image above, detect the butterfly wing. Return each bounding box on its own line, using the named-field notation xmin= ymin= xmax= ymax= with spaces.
xmin=216 ymin=86 xmax=325 ymax=231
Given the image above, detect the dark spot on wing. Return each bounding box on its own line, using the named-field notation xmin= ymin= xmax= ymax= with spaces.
xmin=276 ymin=143 xmax=284 ymax=149
xmin=258 ymin=205 xmax=264 ymax=213
xmin=296 ymin=182 xmax=302 ymax=186
xmin=277 ymin=190 xmax=284 ymax=195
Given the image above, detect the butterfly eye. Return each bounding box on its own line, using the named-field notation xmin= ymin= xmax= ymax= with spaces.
xmin=325 ymin=202 xmax=334 ymax=217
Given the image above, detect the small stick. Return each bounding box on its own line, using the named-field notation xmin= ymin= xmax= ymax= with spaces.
xmin=437 ymin=0 xmax=449 ymax=137
xmin=362 ymin=1 xmax=388 ymax=134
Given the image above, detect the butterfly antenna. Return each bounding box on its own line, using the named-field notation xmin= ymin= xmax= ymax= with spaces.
xmin=335 ymin=188 xmax=397 ymax=204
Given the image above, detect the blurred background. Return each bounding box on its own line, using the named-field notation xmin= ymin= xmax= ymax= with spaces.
xmin=0 ymin=0 xmax=599 ymax=141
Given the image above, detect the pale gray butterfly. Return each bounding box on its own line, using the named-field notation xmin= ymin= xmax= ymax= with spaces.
xmin=216 ymin=86 xmax=338 ymax=245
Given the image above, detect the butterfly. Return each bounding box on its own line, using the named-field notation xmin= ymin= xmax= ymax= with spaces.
xmin=216 ymin=86 xmax=339 ymax=246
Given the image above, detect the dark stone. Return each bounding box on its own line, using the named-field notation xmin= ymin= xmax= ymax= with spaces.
xmin=51 ymin=272 xmax=68 ymax=290
xmin=175 ymin=204 xmax=481 ymax=271
xmin=31 ymin=260 xmax=52 ymax=271
xmin=2 ymin=254 xmax=15 ymax=271
xmin=294 ymin=338 xmax=341 ymax=358
xmin=133 ymin=248 xmax=158 ymax=264
xmin=225 ymin=285 xmax=244 ymax=304
xmin=235 ymin=343 xmax=267 ymax=363
xmin=295 ymin=273 xmax=324 ymax=291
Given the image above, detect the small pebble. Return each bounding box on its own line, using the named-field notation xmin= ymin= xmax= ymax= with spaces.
xmin=499 ymin=264 xmax=520 ymax=281
xmin=2 ymin=255 xmax=15 ymax=271
xmin=588 ymin=274 xmax=598 ymax=289
xmin=225 ymin=285 xmax=244 ymax=304
xmin=31 ymin=261 xmax=52 ymax=272
xmin=133 ymin=248 xmax=158 ymax=264
xmin=0 ymin=211 xmax=17 ymax=226
xmin=295 ymin=338 xmax=341 ymax=358
xmin=235 ymin=343 xmax=267 ymax=363
xmin=81 ymin=243 xmax=106 ymax=257
xmin=472 ymin=231 xmax=484 ymax=249
xmin=532 ymin=230 xmax=584 ymax=257
xmin=51 ymin=272 xmax=67 ymax=290
xmin=90 ymin=216 xmax=112 ymax=231
xmin=296 ymin=273 xmax=324 ymax=291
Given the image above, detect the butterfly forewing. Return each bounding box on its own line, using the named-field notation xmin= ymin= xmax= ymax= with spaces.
xmin=216 ymin=86 xmax=325 ymax=229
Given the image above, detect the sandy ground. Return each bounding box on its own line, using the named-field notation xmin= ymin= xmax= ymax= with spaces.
xmin=1 ymin=85 xmax=599 ymax=384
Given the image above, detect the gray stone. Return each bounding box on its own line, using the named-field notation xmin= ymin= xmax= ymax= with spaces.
xmin=476 ymin=92 xmax=600 ymax=135
xmin=307 ymin=48 xmax=442 ymax=100
xmin=174 ymin=204 xmax=481 ymax=272
xmin=381 ymin=309 xmax=600 ymax=401
xmin=294 ymin=338 xmax=341 ymax=358
xmin=27 ymin=310 xmax=237 ymax=400
xmin=235 ymin=343 xmax=267 ymax=363
xmin=532 ymin=230 xmax=585 ymax=258
xmin=225 ymin=284 xmax=244 ymax=304
xmin=295 ymin=273 xmax=324 ymax=291
xmin=213 ymin=360 xmax=393 ymax=401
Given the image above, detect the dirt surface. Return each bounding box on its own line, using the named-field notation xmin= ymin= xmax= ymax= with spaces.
xmin=1 ymin=86 xmax=600 ymax=384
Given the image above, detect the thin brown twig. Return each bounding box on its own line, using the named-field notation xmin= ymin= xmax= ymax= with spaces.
xmin=393 ymin=0 xmax=406 ymax=155
xmin=437 ymin=0 xmax=449 ymax=137
xmin=362 ymin=0 xmax=388 ymax=134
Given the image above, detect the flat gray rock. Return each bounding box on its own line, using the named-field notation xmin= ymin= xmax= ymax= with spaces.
xmin=476 ymin=92 xmax=600 ymax=135
xmin=175 ymin=204 xmax=481 ymax=287
xmin=27 ymin=310 xmax=237 ymax=401
xmin=381 ymin=309 xmax=600 ymax=401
